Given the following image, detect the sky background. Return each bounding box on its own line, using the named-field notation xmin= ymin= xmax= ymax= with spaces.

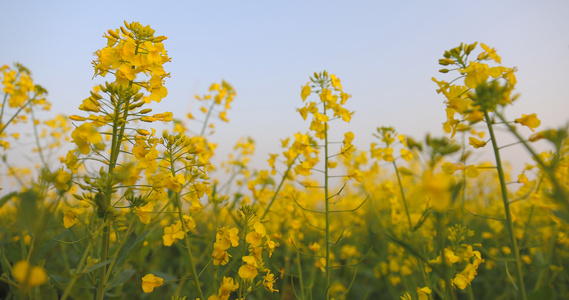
xmin=1 ymin=0 xmax=568 ymax=179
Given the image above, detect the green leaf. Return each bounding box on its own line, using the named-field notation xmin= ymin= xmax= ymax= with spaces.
xmin=83 ymin=258 xmax=112 ymax=274
xmin=0 ymin=191 xmax=17 ymax=209
xmin=112 ymin=230 xmax=138 ymax=273
xmin=106 ymin=269 xmax=135 ymax=289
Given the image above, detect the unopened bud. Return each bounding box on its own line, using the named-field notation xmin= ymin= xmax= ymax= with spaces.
xmin=439 ymin=59 xmax=454 ymax=66
xmin=108 ymin=29 xmax=120 ymax=40
xmin=153 ymin=36 xmax=167 ymax=42
xmin=140 ymin=116 xmax=156 ymax=123
xmin=120 ymin=26 xmax=129 ymax=36
xmin=465 ymin=42 xmax=477 ymax=55
xmin=129 ymin=101 xmax=144 ymax=110
xmin=133 ymin=93 xmax=144 ymax=102
xmin=439 ymin=69 xmax=449 ymax=73
xmin=69 ymin=115 xmax=86 ymax=121
xmin=140 ymin=108 xmax=152 ymax=114
xmin=136 ymin=129 xmax=150 ymax=136
xmin=90 ymin=91 xmax=102 ymax=100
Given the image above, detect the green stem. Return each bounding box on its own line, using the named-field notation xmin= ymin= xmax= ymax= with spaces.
xmin=199 ymin=100 xmax=217 ymax=137
xmin=323 ymin=104 xmax=331 ymax=300
xmin=296 ymin=249 xmax=306 ymax=300
xmin=29 ymin=106 xmax=48 ymax=167
xmin=169 ymin=149 xmax=204 ymax=300
xmin=261 ymin=156 xmax=298 ymax=221
xmin=61 ymin=239 xmax=94 ymax=300
xmin=392 ymin=160 xmax=412 ymax=230
xmin=436 ymin=214 xmax=457 ymax=300
xmin=483 ymin=110 xmax=527 ymax=300
xmin=96 ymin=87 xmax=133 ymax=300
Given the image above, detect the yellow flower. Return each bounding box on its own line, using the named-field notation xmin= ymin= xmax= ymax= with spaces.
xmin=514 ymin=113 xmax=540 ymax=132
xmin=460 ymin=61 xmax=489 ymax=89
xmin=518 ymin=173 xmax=529 ymax=185
xmin=246 ymin=222 xmax=266 ymax=247
xmin=301 ymin=83 xmax=311 ymax=101
xmin=164 ymin=173 xmax=185 ymax=192
xmin=133 ymin=202 xmax=154 ymax=224
xmin=330 ymin=74 xmax=343 ymax=90
xmin=217 ymin=276 xmax=239 ymax=299
xmin=416 ymin=286 xmax=432 ymax=300
xmin=71 ymin=123 xmax=103 ymax=155
xmin=480 ymin=43 xmax=501 ymax=63
xmin=141 ymin=273 xmax=164 ymax=293
xmin=400 ymin=148 xmax=413 ymax=161
xmin=163 ymin=222 xmax=185 ymax=246
xmin=63 ymin=206 xmax=85 ymax=228
xmin=12 ymin=260 xmax=48 ymax=289
xmin=309 ymin=242 xmax=321 ymax=252
xmin=263 ymin=271 xmax=279 ymax=293
xmin=422 ymin=170 xmax=454 ymax=212
xmin=53 ymin=168 xmax=72 ymax=190
xmin=469 ymin=137 xmax=487 ymax=149
xmin=264 ymin=236 xmax=278 ymax=257
xmin=212 ymin=243 xmax=231 ymax=266
xmin=465 ymin=165 xmax=479 ymax=178
xmin=216 ymin=227 xmax=240 ymax=250
xmin=453 ymin=273 xmax=469 ymax=289
xmin=238 ymin=256 xmax=258 ymax=279
xmin=183 ymin=215 xmax=196 ymax=231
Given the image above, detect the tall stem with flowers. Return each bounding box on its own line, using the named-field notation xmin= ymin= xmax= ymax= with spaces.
xmin=64 ymin=21 xmax=174 ymax=299
xmin=433 ymin=42 xmax=528 ymax=299
xmin=296 ymin=71 xmax=362 ymax=299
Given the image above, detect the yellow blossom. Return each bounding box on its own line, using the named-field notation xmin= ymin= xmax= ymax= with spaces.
xmin=238 ymin=256 xmax=258 ymax=279
xmin=133 ymin=202 xmax=154 ymax=224
xmin=63 ymin=206 xmax=85 ymax=228
xmin=514 ymin=113 xmax=540 ymax=132
xmin=301 ymin=83 xmax=311 ymax=101
xmin=53 ymin=168 xmax=72 ymax=190
xmin=141 ymin=274 xmax=163 ymax=293
xmin=71 ymin=123 xmax=103 ymax=155
xmin=416 ymin=287 xmax=432 ymax=300
xmin=246 ymin=222 xmax=266 ymax=247
xmin=163 ymin=221 xmax=185 ymax=246
xmin=263 ymin=271 xmax=279 ymax=293
xmin=469 ymin=137 xmax=487 ymax=149
xmin=12 ymin=261 xmax=48 ymax=289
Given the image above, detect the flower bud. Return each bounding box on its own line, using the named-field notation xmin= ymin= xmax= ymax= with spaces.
xmin=140 ymin=108 xmax=152 ymax=114
xmin=69 ymin=115 xmax=86 ymax=121
xmin=136 ymin=129 xmax=150 ymax=136
xmin=133 ymin=92 xmax=144 ymax=102
xmin=129 ymin=101 xmax=144 ymax=110
xmin=153 ymin=36 xmax=167 ymax=42
xmin=439 ymin=69 xmax=449 ymax=73
xmin=465 ymin=42 xmax=477 ymax=55
xmin=120 ymin=26 xmax=129 ymax=36
xmin=90 ymin=91 xmax=103 ymax=100
xmin=108 ymin=29 xmax=120 ymax=40
xmin=438 ymin=59 xmax=454 ymax=66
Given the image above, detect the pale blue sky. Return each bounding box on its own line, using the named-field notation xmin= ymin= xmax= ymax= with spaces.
xmin=1 ymin=0 xmax=568 ymax=175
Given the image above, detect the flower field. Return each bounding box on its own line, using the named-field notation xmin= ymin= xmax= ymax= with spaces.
xmin=0 ymin=21 xmax=568 ymax=300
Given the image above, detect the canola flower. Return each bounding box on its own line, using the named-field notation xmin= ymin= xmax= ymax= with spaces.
xmin=1 ymin=22 xmax=568 ymax=300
